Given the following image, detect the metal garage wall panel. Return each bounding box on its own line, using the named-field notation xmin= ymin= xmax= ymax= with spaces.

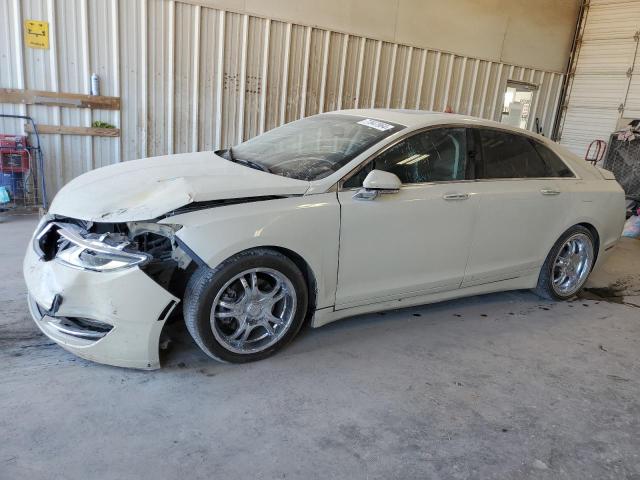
xmin=219 ymin=12 xmax=242 ymax=148
xmin=302 ymin=28 xmax=325 ymax=116
xmin=197 ymin=7 xmax=221 ymax=151
xmin=242 ymin=16 xmax=266 ymax=141
xmin=542 ymin=73 xmax=563 ymax=136
xmin=451 ymin=56 xmax=467 ymax=113
xmin=372 ymin=42 xmax=393 ymax=108
xmin=322 ymin=32 xmax=346 ymax=112
xmin=119 ymin=0 xmax=146 ymax=163
xmin=624 ymin=77 xmax=640 ymax=118
xmin=56 ymin=0 xmax=92 ymax=182
xmin=387 ymin=45 xmax=409 ymax=109
xmin=561 ymin=107 xmax=620 ymax=153
xmin=403 ymin=48 xmax=424 ymax=110
xmin=433 ymin=53 xmax=454 ymax=112
xmin=623 ymin=32 xmax=640 ymax=118
xmin=284 ymin=24 xmax=307 ymax=123
xmin=418 ymin=50 xmax=439 ymax=110
xmin=575 ymin=39 xmax=636 ymax=75
xmin=173 ymin=2 xmax=198 ymax=153
xmin=582 ymin=2 xmax=640 ymax=40
xmin=570 ymin=75 xmax=629 ymax=109
xmin=559 ymin=0 xmax=640 ymax=156
xmin=21 ymin=0 xmax=64 ymax=196
xmin=357 ymin=39 xmax=380 ymax=109
xmin=0 ymin=0 xmax=26 ymax=135
xmin=147 ymin=0 xmax=173 ymax=157
xmin=264 ymin=20 xmax=287 ymax=132
xmin=1 ymin=0 xmax=564 ymax=202
xmin=88 ymin=0 xmax=120 ymax=168
xmin=340 ymin=35 xmax=362 ymax=110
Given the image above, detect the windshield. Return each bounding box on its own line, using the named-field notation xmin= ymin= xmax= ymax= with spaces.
xmin=225 ymin=114 xmax=404 ymax=181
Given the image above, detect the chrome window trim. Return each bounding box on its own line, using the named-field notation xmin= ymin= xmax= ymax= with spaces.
xmin=335 ymin=123 xmax=580 ymax=191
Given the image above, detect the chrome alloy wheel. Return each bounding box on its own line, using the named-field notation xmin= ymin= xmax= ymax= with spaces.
xmin=210 ymin=268 xmax=297 ymax=354
xmin=551 ymin=233 xmax=594 ymax=297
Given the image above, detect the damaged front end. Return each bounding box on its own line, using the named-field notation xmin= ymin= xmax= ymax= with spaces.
xmin=24 ymin=216 xmax=193 ymax=369
xmin=34 ymin=217 xmax=193 ymax=294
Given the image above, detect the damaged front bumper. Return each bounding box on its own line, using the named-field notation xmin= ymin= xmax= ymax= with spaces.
xmin=23 ymin=227 xmax=180 ymax=370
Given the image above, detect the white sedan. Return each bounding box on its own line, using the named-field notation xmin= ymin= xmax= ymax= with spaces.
xmin=23 ymin=110 xmax=625 ymax=369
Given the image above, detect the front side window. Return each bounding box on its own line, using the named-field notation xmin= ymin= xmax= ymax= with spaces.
xmin=227 ymin=114 xmax=404 ymax=181
xmin=478 ymin=129 xmax=553 ymax=179
xmin=344 ymin=128 xmax=468 ymax=187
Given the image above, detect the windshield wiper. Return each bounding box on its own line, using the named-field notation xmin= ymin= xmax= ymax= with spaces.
xmin=226 ymin=147 xmax=271 ymax=173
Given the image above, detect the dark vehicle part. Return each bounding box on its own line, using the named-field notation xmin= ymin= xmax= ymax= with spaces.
xmin=160 ymin=195 xmax=287 ymax=219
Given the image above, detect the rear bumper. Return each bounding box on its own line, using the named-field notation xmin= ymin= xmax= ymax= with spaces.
xmin=23 ymin=243 xmax=179 ymax=370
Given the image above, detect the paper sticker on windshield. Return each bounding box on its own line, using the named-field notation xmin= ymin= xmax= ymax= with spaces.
xmin=357 ymin=118 xmax=394 ymax=131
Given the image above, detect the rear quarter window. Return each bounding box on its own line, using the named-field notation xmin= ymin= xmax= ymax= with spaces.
xmin=478 ymin=129 xmax=548 ymax=179
xmin=531 ymin=141 xmax=575 ymax=178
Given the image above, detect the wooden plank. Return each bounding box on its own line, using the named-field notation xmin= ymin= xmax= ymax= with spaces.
xmin=1 ymin=88 xmax=120 ymax=110
xmin=24 ymin=123 xmax=120 ymax=137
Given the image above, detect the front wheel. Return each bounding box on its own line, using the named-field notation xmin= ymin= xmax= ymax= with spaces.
xmin=183 ymin=249 xmax=308 ymax=363
xmin=534 ymin=225 xmax=595 ymax=300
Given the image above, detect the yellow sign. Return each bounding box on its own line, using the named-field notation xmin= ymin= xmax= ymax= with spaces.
xmin=24 ymin=20 xmax=49 ymax=49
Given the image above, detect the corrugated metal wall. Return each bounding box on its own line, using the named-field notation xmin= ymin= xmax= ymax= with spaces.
xmin=0 ymin=0 xmax=565 ymax=202
xmin=558 ymin=0 xmax=640 ymax=157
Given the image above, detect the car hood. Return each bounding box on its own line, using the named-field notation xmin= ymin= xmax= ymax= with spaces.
xmin=48 ymin=151 xmax=311 ymax=222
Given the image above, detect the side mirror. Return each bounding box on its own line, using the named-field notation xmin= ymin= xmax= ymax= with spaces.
xmin=354 ymin=170 xmax=401 ymax=201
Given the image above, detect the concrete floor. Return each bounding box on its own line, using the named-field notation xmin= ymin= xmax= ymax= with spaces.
xmin=1 ymin=214 xmax=639 ymax=480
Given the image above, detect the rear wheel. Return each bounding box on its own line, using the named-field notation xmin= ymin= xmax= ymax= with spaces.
xmin=184 ymin=249 xmax=308 ymax=363
xmin=534 ymin=225 xmax=595 ymax=300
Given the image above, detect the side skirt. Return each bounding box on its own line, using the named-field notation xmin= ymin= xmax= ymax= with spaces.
xmin=311 ymin=273 xmax=539 ymax=328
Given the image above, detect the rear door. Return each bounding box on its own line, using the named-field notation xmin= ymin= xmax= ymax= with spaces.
xmin=461 ymin=128 xmax=573 ymax=287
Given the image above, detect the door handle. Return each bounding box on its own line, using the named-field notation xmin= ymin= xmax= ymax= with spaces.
xmin=540 ymin=188 xmax=561 ymax=196
xmin=442 ymin=193 xmax=470 ymax=201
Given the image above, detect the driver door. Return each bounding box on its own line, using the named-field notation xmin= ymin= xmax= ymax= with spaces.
xmin=335 ymin=127 xmax=479 ymax=310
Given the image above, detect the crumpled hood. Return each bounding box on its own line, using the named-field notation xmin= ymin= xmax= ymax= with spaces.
xmin=49 ymin=151 xmax=310 ymax=222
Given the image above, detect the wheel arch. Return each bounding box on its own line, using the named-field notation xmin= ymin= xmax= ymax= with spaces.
xmin=193 ymin=245 xmax=319 ymax=323
xmin=261 ymin=245 xmax=318 ymax=322
xmin=552 ymin=219 xmax=602 ymax=265
xmin=576 ymin=222 xmax=600 ymax=263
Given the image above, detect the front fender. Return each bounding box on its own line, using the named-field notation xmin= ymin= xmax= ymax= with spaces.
xmin=162 ymin=193 xmax=340 ymax=310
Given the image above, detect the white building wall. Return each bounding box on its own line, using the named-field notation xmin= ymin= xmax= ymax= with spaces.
xmin=0 ymin=0 xmax=567 ymax=202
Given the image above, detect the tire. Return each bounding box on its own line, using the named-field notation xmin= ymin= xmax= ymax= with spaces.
xmin=183 ymin=248 xmax=308 ymax=363
xmin=534 ymin=225 xmax=595 ymax=301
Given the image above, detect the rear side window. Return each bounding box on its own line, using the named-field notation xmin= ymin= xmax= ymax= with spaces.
xmin=478 ymin=129 xmax=549 ymax=179
xmin=532 ymin=141 xmax=575 ymax=177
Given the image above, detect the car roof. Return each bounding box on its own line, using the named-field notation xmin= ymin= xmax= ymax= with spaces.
xmin=331 ymin=108 xmax=542 ymax=138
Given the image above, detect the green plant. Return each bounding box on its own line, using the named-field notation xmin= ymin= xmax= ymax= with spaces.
xmin=92 ymin=121 xmax=115 ymax=129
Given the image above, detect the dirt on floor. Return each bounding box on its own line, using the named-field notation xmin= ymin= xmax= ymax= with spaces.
xmin=1 ymin=213 xmax=639 ymax=480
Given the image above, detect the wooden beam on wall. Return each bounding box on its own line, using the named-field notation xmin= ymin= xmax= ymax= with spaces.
xmin=1 ymin=88 xmax=120 ymax=110
xmin=24 ymin=123 xmax=120 ymax=137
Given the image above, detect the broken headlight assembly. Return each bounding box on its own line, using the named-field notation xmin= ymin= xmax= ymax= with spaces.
xmin=34 ymin=221 xmax=183 ymax=273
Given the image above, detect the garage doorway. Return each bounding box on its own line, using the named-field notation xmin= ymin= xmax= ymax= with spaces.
xmin=501 ymin=81 xmax=538 ymax=130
